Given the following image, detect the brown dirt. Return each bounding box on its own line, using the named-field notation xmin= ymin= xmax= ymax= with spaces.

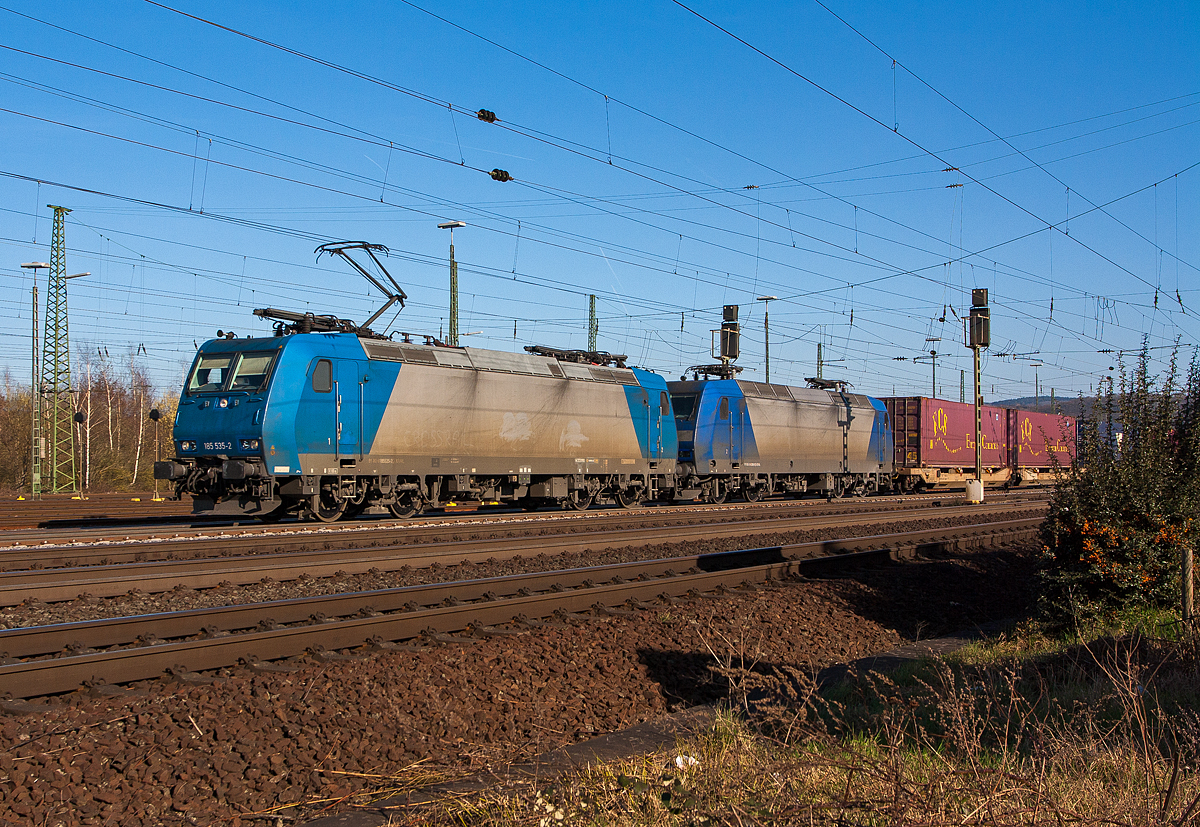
xmin=0 ymin=541 xmax=1039 ymax=826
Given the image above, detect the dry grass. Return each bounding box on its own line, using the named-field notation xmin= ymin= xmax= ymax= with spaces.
xmin=398 ymin=623 xmax=1200 ymax=825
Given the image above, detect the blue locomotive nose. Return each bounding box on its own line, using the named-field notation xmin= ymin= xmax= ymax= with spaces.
xmin=158 ymin=342 xmax=280 ymax=490
xmin=175 ymin=394 xmax=267 ymax=457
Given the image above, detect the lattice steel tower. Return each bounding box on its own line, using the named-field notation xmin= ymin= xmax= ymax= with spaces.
xmin=588 ymin=294 xmax=598 ymax=351
xmin=41 ymin=205 xmax=77 ymax=494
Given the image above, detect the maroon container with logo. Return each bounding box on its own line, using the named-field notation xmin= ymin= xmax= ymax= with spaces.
xmin=1012 ymin=409 xmax=1075 ymax=469
xmin=884 ymin=397 xmax=1010 ymax=469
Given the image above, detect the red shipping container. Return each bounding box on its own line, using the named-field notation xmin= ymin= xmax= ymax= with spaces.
xmin=1013 ymin=409 xmax=1076 ymax=469
xmin=884 ymin=397 xmax=1009 ymax=469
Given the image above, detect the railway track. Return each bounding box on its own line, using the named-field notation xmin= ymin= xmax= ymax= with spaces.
xmin=1 ymin=487 xmax=1047 ymax=536
xmin=0 ymin=516 xmax=1041 ymax=701
xmin=0 ymin=489 xmax=1047 ymax=554
xmin=0 ymin=493 xmax=192 ymax=530
xmin=0 ymin=500 xmax=1047 ymax=604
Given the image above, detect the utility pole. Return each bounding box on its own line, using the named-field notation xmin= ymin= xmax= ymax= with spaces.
xmin=960 ymin=369 xmax=965 ymax=403
xmin=437 ymin=221 xmax=465 ymax=346
xmin=21 ymin=261 xmax=49 ymax=499
xmin=588 ymin=294 xmax=598 ymax=351
xmin=1032 ymin=363 xmax=1043 ymax=410
xmin=966 ymin=289 xmax=990 ymax=503
xmin=42 ymin=207 xmax=80 ymax=494
xmin=816 ymin=341 xmax=823 ymax=380
xmin=757 ymin=296 xmax=776 ymax=383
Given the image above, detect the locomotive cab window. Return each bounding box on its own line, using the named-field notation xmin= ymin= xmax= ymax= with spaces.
xmin=719 ymin=397 xmax=730 ymax=420
xmin=187 ymin=354 xmax=233 ymax=394
xmin=660 ymin=391 xmax=670 ymax=415
xmin=228 ymin=352 xmax=277 ymax=392
xmin=670 ymin=394 xmax=698 ymax=421
xmin=312 ymin=359 xmax=333 ymax=393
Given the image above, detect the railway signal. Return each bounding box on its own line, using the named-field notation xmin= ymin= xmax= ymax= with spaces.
xmin=965 ymin=288 xmax=990 ymax=502
xmin=720 ymin=304 xmax=740 ymax=360
xmin=150 ymin=408 xmax=163 ymax=502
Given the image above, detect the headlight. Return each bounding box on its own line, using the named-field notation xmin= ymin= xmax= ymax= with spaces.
xmin=239 ymin=438 xmax=261 ymax=451
xmin=179 ymin=441 xmax=197 ymax=452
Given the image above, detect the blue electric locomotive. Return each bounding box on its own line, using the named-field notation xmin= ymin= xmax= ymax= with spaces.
xmin=156 ymin=329 xmax=678 ymax=520
xmin=668 ymin=377 xmax=893 ymax=502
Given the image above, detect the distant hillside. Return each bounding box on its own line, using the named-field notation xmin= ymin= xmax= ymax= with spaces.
xmin=992 ymin=395 xmax=1092 ymax=419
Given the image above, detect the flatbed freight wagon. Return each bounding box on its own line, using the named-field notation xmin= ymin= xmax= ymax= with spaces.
xmin=882 ymin=397 xmax=1075 ymax=490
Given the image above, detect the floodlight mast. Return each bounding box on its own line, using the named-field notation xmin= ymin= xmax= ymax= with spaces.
xmin=21 ymin=262 xmax=49 ymax=499
xmin=437 ymin=221 xmax=466 ymax=346
xmin=757 ymin=296 xmax=777 ymax=383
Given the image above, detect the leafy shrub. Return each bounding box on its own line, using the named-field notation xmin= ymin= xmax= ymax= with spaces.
xmin=1039 ymin=345 xmax=1200 ymax=623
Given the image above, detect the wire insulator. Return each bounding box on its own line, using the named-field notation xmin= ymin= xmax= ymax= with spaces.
xmin=490 ymin=169 xmax=512 ymax=182
xmin=476 ymin=109 xmax=498 ymax=123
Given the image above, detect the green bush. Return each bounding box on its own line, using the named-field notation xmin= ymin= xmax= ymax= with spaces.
xmin=1039 ymin=345 xmax=1200 ymax=623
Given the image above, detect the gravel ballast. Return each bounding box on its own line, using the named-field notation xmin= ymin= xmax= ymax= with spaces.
xmin=0 ymin=537 xmax=1038 ymax=827
xmin=0 ymin=511 xmax=1030 ymax=629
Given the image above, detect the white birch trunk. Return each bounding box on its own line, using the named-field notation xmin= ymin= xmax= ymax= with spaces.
xmin=131 ymin=389 xmax=144 ymax=487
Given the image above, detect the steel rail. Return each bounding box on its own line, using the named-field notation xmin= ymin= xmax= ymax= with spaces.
xmin=0 ymin=490 xmax=1049 ymax=546
xmin=0 ymin=504 xmax=1047 ymax=605
xmin=0 ymin=518 xmax=1042 ymax=699
xmin=0 ymin=498 xmax=1046 ymax=568
xmin=0 ymin=495 xmax=1041 ymax=564
xmin=0 ymin=498 xmax=193 ymax=530
xmin=2 ymin=494 xmax=892 ymax=536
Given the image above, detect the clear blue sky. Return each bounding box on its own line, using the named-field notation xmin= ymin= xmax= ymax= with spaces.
xmin=1 ymin=0 xmax=1197 ymax=402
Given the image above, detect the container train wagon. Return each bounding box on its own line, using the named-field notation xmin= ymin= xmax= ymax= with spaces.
xmin=883 ymin=396 xmax=1076 ymax=490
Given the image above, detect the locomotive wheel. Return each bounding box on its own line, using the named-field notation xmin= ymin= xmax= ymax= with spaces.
xmin=256 ymin=506 xmax=286 ymax=523
xmin=565 ymin=491 xmax=594 ymax=511
xmin=388 ymin=493 xmax=420 ymax=519
xmin=616 ymin=488 xmax=644 ymax=509
xmin=708 ymin=487 xmax=727 ymax=504
xmin=743 ymin=485 xmax=764 ymax=503
xmin=310 ymin=483 xmax=347 ymax=522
